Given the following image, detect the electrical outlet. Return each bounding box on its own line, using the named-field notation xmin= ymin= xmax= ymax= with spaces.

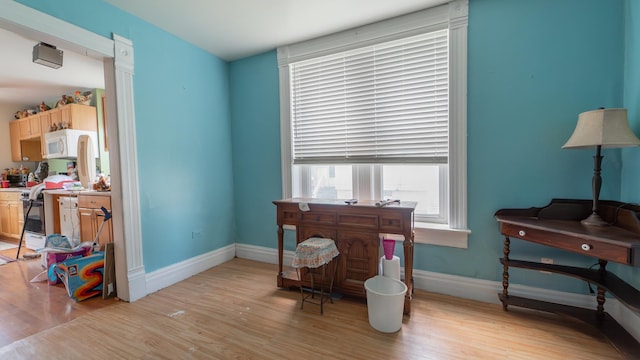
xmin=540 ymin=257 xmax=553 ymax=274
xmin=192 ymin=231 xmax=202 ymax=239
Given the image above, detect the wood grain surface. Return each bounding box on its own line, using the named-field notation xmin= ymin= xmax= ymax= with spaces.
xmin=0 ymin=243 xmax=624 ymax=359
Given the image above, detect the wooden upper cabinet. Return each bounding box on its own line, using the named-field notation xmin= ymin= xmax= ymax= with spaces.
xmin=29 ymin=115 xmax=41 ymax=138
xmin=17 ymin=115 xmax=41 ymax=140
xmin=9 ymin=121 xmax=21 ymax=162
xmin=39 ymin=112 xmax=51 ymax=157
xmin=18 ymin=119 xmax=30 ymax=139
xmin=9 ymin=103 xmax=97 ymax=161
xmin=11 ymin=120 xmax=41 ymax=162
xmin=48 ymin=104 xmax=97 ymax=132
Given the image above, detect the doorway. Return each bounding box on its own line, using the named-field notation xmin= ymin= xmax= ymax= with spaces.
xmin=0 ymin=2 xmax=145 ymax=302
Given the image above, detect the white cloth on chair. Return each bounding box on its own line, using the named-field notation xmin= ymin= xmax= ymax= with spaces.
xmin=292 ymin=237 xmax=339 ymax=269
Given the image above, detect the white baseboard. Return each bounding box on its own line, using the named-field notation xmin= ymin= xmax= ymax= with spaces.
xmin=145 ymin=244 xmax=236 ymax=294
xmin=235 ymin=243 xmax=640 ymax=342
xmin=126 ymin=266 xmax=148 ymax=302
xmin=235 ymin=243 xmax=295 ymax=266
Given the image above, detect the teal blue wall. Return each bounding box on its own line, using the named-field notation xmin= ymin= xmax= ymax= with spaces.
xmin=619 ymin=0 xmax=640 ymax=287
xmin=623 ymin=0 xmax=640 ymax=203
xmin=17 ymin=0 xmax=235 ymax=272
xmin=466 ymin=0 xmax=627 ymax=293
xmin=229 ymin=52 xmax=282 ymax=248
xmin=16 ymin=0 xmax=639 ymax=292
xmin=230 ymin=0 xmax=638 ymax=294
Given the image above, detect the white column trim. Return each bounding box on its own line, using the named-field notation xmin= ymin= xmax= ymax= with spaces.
xmin=277 ymin=58 xmax=292 ymax=198
xmin=448 ymin=0 xmax=468 ymax=230
xmin=110 ymin=34 xmax=146 ymax=301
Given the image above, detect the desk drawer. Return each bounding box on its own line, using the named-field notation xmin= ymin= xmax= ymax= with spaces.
xmin=78 ymin=195 xmax=111 ymax=209
xmin=502 ymin=223 xmax=630 ymax=264
xmin=337 ymin=214 xmax=378 ymax=229
xmin=380 ymin=215 xmax=403 ymax=233
xmin=299 ymin=212 xmax=336 ymax=226
xmin=281 ymin=210 xmax=298 ymax=225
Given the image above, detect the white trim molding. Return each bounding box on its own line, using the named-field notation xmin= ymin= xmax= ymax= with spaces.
xmin=413 ymin=267 xmax=640 ymax=342
xmin=145 ymin=244 xmax=236 ymax=294
xmin=384 ymin=223 xmax=470 ymax=248
xmin=236 ymin=243 xmax=295 ymax=266
xmin=0 ymin=0 xmax=113 ymax=58
xmin=110 ymin=34 xmax=146 ymax=301
xmin=447 ymin=0 xmax=468 ymax=232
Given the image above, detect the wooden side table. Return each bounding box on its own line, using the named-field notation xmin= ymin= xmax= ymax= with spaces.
xmin=495 ymin=199 xmax=640 ymax=358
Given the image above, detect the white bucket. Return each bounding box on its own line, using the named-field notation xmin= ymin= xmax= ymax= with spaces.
xmin=364 ymin=275 xmax=408 ymax=333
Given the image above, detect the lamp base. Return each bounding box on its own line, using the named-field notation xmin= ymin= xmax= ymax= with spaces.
xmin=581 ymin=212 xmax=609 ymax=226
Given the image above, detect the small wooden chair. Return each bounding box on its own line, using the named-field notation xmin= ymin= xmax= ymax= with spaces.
xmin=291 ymin=237 xmax=339 ymax=314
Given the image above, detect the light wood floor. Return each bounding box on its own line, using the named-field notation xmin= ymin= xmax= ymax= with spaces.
xmin=0 ymin=236 xmax=118 ymax=349
xmin=0 ymin=248 xmax=627 ymax=359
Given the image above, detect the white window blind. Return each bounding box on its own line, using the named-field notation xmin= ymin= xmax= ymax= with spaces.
xmin=290 ymin=29 xmax=449 ymax=164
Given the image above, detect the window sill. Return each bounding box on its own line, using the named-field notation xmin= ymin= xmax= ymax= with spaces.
xmin=382 ymin=222 xmax=470 ymax=249
xmin=286 ymin=222 xmax=470 ymax=249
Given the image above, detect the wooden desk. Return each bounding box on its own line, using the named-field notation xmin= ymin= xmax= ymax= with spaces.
xmin=274 ymin=198 xmax=416 ymax=314
xmin=495 ymin=199 xmax=640 ymax=358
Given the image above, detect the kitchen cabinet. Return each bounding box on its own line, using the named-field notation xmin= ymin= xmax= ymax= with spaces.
xmin=9 ymin=120 xmax=42 ymax=162
xmin=78 ymin=194 xmax=112 ymax=249
xmin=273 ymin=198 xmax=417 ymax=313
xmin=10 ymin=104 xmax=97 ymax=161
xmin=19 ymin=115 xmax=41 ymax=140
xmin=39 ymin=112 xmax=50 ymax=157
xmin=48 ymin=104 xmax=98 ymax=132
xmin=9 ymin=121 xmax=21 ymax=162
xmin=40 ymin=104 xmax=98 ymax=158
xmin=0 ymin=192 xmax=24 ymax=239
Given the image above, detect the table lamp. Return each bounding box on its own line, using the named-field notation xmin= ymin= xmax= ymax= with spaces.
xmin=562 ymin=108 xmax=640 ymax=226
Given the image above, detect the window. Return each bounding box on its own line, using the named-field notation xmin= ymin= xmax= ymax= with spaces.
xmin=278 ymin=0 xmax=469 ymax=247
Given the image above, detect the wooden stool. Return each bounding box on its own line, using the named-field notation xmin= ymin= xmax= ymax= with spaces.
xmin=292 ymin=237 xmax=339 ymax=314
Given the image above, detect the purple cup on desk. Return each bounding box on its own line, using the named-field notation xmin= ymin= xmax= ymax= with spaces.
xmin=382 ymin=239 xmax=395 ymax=260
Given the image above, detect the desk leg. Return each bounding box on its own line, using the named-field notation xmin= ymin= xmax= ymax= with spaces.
xmin=596 ymin=259 xmax=608 ymax=320
xmin=277 ymin=225 xmax=284 ymax=287
xmin=501 ymin=236 xmax=510 ymax=311
xmin=403 ymin=230 xmax=415 ymax=315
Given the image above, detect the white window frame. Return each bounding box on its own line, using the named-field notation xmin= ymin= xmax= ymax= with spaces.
xmin=278 ymin=0 xmax=470 ymax=248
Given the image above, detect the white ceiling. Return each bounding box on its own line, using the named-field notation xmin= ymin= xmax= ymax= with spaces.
xmin=0 ymin=0 xmax=446 ymax=107
xmin=104 ymin=0 xmax=448 ymax=61
xmin=0 ymin=28 xmax=105 ymax=108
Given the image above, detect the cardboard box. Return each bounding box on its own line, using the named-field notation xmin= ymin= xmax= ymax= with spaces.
xmin=52 ymin=252 xmax=104 ymax=302
xmin=46 ymin=248 xmax=91 ymax=285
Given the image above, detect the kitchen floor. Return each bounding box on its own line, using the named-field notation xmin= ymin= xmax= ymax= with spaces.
xmin=0 ymin=236 xmax=118 ymax=347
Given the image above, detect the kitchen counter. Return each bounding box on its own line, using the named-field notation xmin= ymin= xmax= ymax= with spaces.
xmin=0 ymin=187 xmax=110 ymax=196
xmin=44 ymin=189 xmax=111 ymax=196
xmin=42 ymin=189 xmax=111 ymax=238
xmin=0 ymin=187 xmax=27 ymax=192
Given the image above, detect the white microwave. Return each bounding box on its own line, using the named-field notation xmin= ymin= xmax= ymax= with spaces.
xmin=44 ymin=129 xmax=98 ymax=159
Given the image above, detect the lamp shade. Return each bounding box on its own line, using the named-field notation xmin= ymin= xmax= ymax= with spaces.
xmin=562 ymin=108 xmax=640 ymax=149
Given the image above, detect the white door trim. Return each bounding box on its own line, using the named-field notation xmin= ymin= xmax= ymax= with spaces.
xmin=0 ymin=0 xmax=146 ymax=301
